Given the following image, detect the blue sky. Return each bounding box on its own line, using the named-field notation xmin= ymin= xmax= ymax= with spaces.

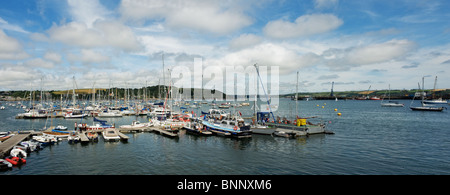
xmin=0 ymin=0 xmax=449 ymax=94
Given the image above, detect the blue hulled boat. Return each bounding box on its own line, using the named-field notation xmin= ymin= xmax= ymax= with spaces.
xmin=201 ymin=119 xmax=251 ymax=138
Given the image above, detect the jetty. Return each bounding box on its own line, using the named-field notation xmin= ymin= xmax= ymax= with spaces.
xmin=149 ymin=127 xmax=178 ymax=138
xmin=117 ymin=131 xmax=129 ymax=141
xmin=78 ymin=132 xmax=89 ymax=143
xmin=0 ymin=131 xmax=37 ymax=158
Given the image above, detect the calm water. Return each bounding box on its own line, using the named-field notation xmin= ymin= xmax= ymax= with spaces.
xmin=1 ymin=99 xmax=450 ymax=175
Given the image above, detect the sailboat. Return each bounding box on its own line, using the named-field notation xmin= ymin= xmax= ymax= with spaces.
xmin=381 ymin=84 xmax=404 ymax=107
xmin=410 ymin=77 xmax=445 ymax=112
xmin=422 ymin=76 xmax=448 ymax=105
xmin=250 ymin=68 xmax=276 ymax=135
xmin=254 ymin=66 xmax=331 ymax=137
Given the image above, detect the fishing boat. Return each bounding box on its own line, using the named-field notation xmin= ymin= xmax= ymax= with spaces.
xmin=183 ymin=119 xmax=212 ymax=136
xmin=102 ymin=129 xmax=120 ymax=142
xmin=201 ymin=118 xmax=251 ymax=138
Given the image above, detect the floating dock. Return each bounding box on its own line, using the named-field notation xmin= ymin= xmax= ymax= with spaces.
xmin=117 ymin=131 xmax=129 ymax=141
xmin=149 ymin=127 xmax=178 ymax=138
xmin=0 ymin=132 xmax=31 ymax=158
xmin=78 ymin=132 xmax=90 ymax=143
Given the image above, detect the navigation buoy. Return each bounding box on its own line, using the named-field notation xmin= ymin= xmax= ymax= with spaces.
xmin=322 ymin=106 xmax=324 ymax=108
xmin=337 ymin=113 xmax=342 ymax=116
xmin=334 ymin=108 xmax=338 ymax=112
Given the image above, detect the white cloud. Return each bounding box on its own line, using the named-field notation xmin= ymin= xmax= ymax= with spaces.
xmin=322 ymin=39 xmax=417 ymax=70
xmin=24 ymin=58 xmax=55 ymax=69
xmin=67 ymin=49 xmax=110 ymax=65
xmin=47 ymin=20 xmax=142 ymax=52
xmin=80 ymin=49 xmax=110 ymax=64
xmin=0 ymin=66 xmax=41 ymax=89
xmin=229 ymin=34 xmax=262 ymax=51
xmin=119 ymin=0 xmax=252 ymax=35
xmin=263 ymin=14 xmax=343 ymax=39
xmin=47 ymin=22 xmax=103 ymax=48
xmin=0 ymin=30 xmax=30 ymax=60
xmin=67 ymin=0 xmax=111 ymax=28
xmin=207 ymin=43 xmax=320 ymax=75
xmin=43 ymin=51 xmax=62 ymax=64
xmin=0 ymin=17 xmax=29 ymax=34
xmin=139 ymin=35 xmax=214 ymax=57
xmin=98 ymin=21 xmax=143 ymax=52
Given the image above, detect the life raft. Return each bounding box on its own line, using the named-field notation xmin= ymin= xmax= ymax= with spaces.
xmin=5 ymin=157 xmax=26 ymax=166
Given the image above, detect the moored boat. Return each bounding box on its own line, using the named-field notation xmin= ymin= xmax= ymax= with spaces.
xmin=86 ymin=131 xmax=99 ymax=141
xmin=410 ymin=106 xmax=445 ymax=112
xmin=183 ymin=120 xmax=212 ymax=136
xmin=410 ymin=77 xmax=446 ymax=112
xmin=201 ymin=119 xmax=251 ymax=138
xmin=43 ymin=130 xmax=70 ymax=138
xmin=381 ymin=101 xmax=404 ymax=107
xmin=67 ymin=132 xmax=81 ymax=143
xmin=64 ymin=109 xmax=88 ymax=119
xmin=10 ymin=148 xmax=27 ymax=158
xmin=102 ymin=129 xmax=120 ymax=142
xmin=5 ymin=156 xmax=26 ymax=166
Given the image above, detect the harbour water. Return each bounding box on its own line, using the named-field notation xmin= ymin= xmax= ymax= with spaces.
xmin=1 ymin=99 xmax=450 ymax=175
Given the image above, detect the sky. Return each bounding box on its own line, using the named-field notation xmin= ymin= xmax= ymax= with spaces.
xmin=0 ymin=0 xmax=450 ymax=94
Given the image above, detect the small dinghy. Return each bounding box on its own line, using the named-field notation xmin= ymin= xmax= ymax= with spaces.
xmin=10 ymin=148 xmax=27 ymax=158
xmin=0 ymin=159 xmax=13 ymax=171
xmin=20 ymin=141 xmax=41 ymax=152
xmin=86 ymin=131 xmax=99 ymax=142
xmin=68 ymin=133 xmax=81 ymax=143
xmin=54 ymin=125 xmax=68 ymax=130
xmin=5 ymin=157 xmax=26 ymax=166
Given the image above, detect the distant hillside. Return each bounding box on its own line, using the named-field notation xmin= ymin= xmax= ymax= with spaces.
xmin=283 ymin=89 xmax=450 ymax=100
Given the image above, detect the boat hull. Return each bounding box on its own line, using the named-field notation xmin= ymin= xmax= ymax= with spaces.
xmin=410 ymin=106 xmax=445 ymax=112
xmin=201 ymin=121 xmax=251 ymax=138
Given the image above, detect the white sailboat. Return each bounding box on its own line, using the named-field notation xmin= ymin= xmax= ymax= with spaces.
xmin=410 ymin=77 xmax=445 ymax=112
xmin=423 ymin=76 xmax=448 ymax=105
xmin=381 ymin=84 xmax=404 ymax=107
